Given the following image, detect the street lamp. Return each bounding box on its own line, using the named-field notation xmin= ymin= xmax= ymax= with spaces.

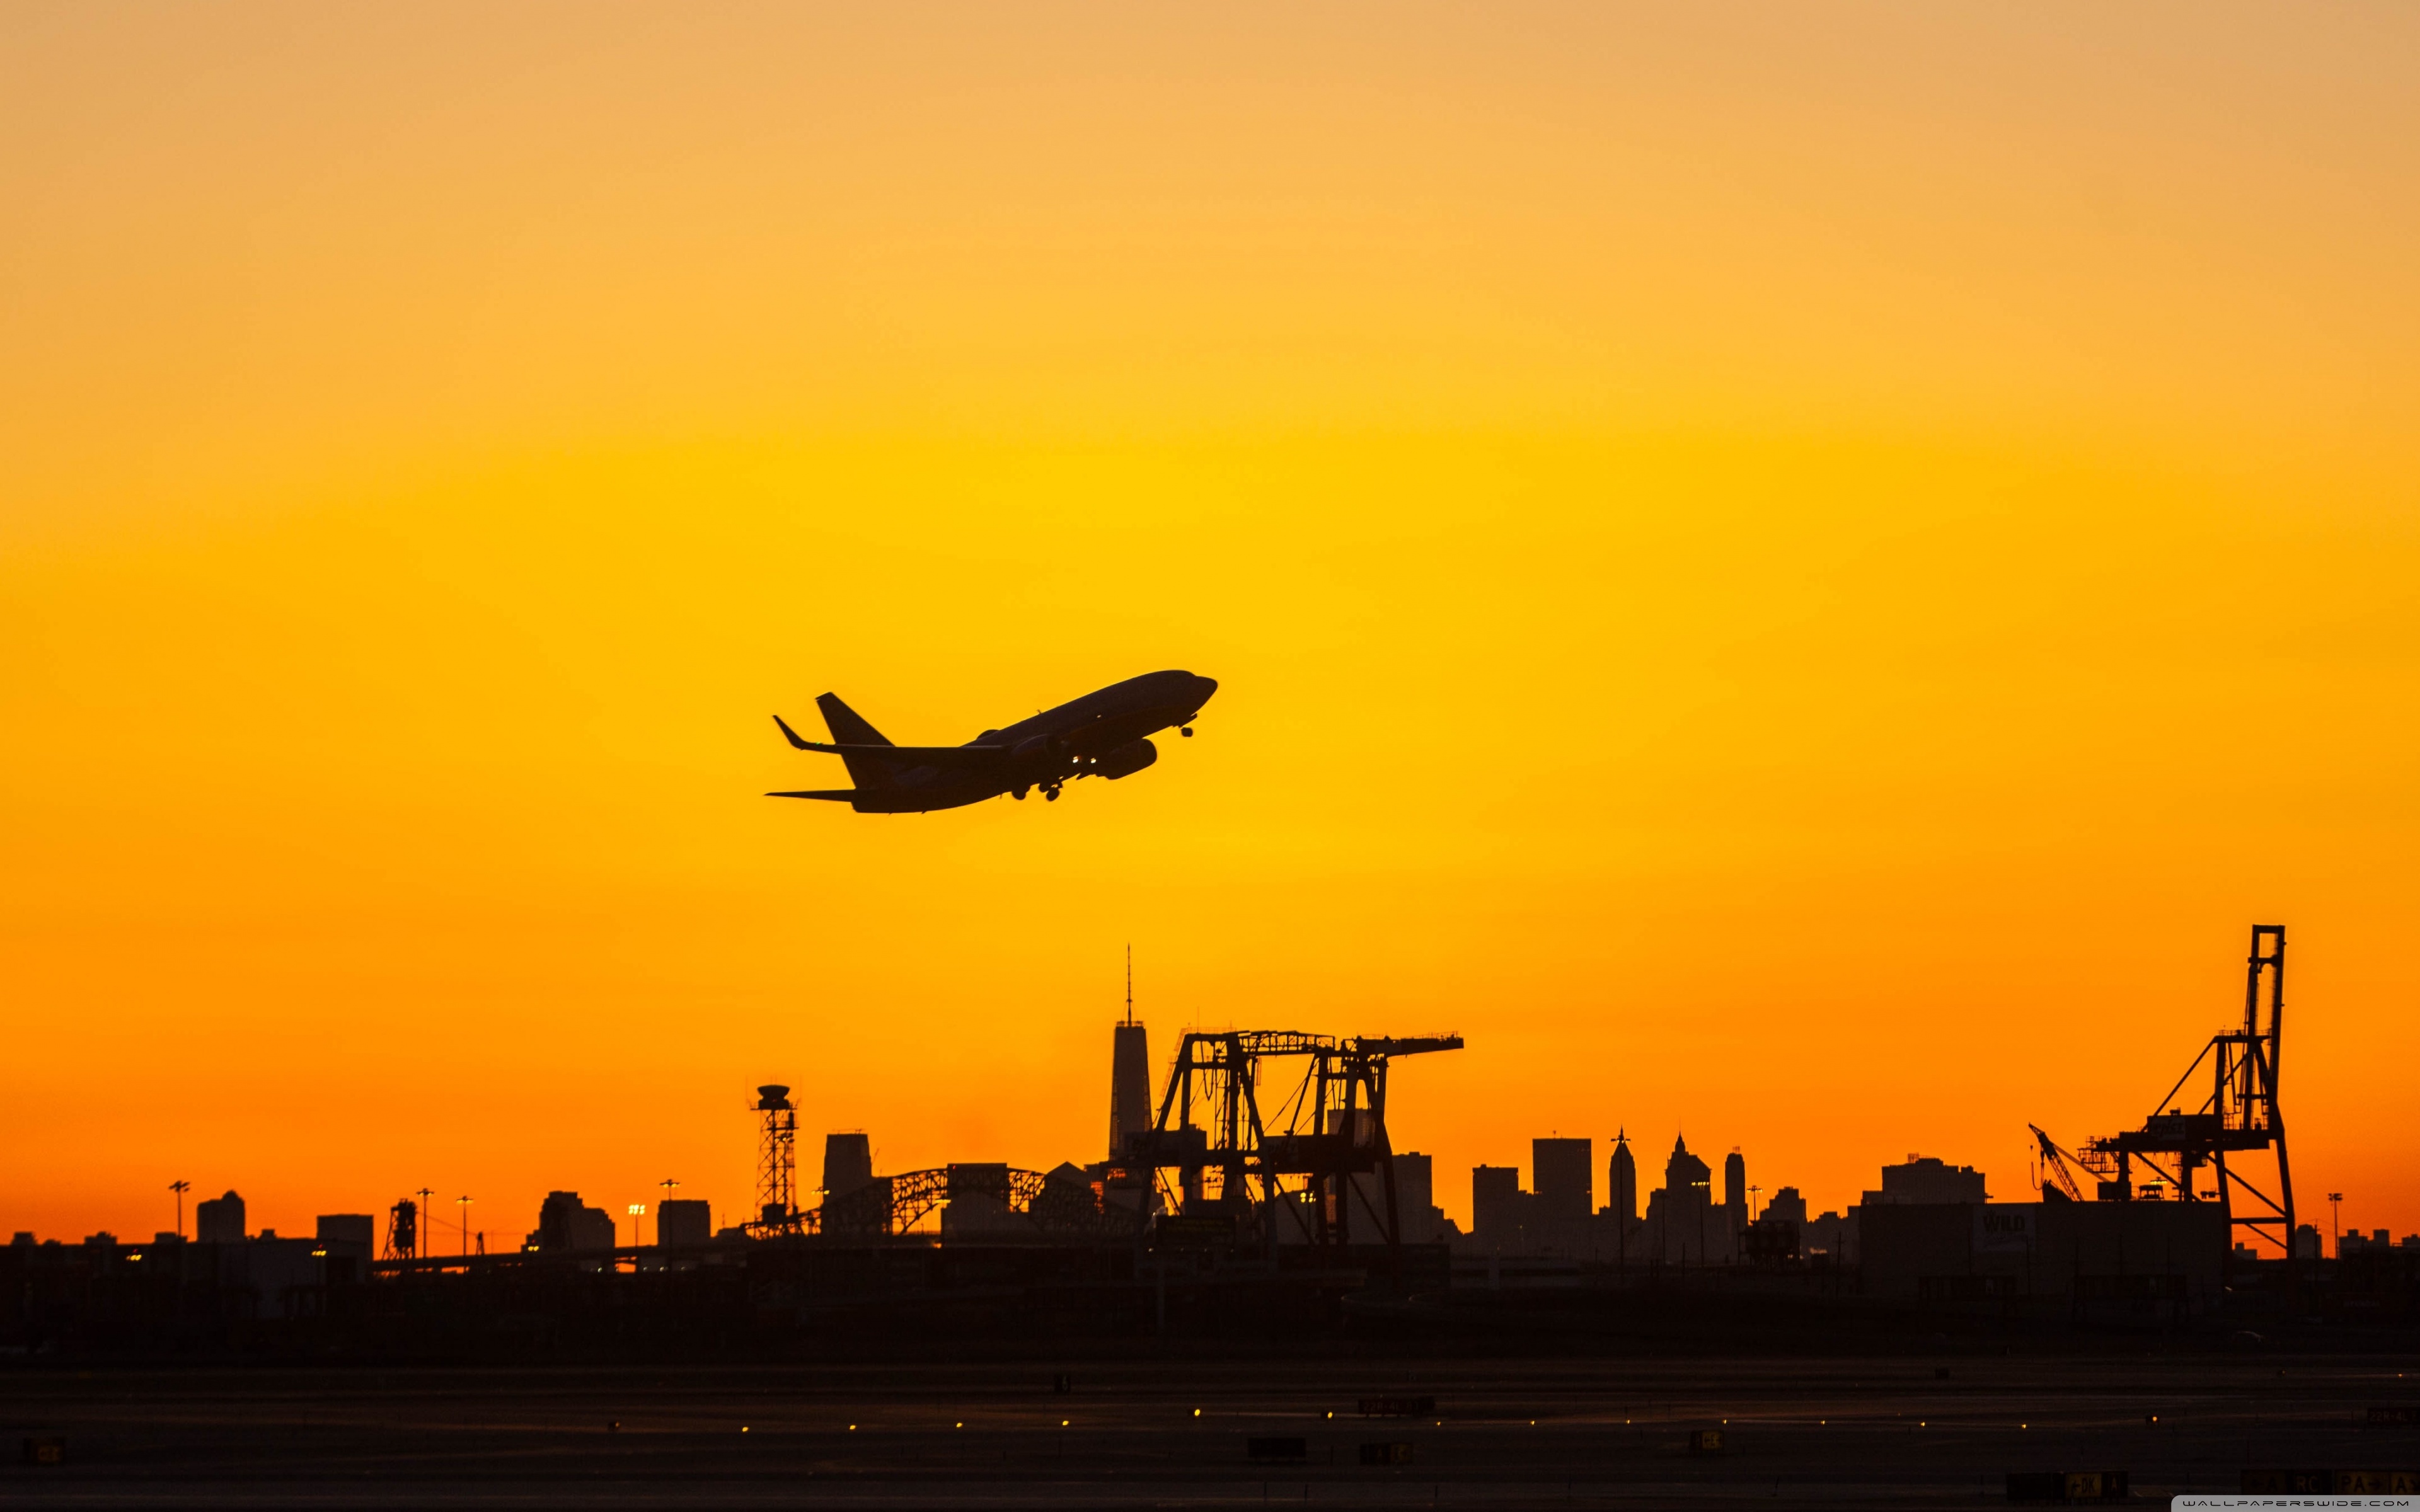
xmin=2328 ymin=1193 xmax=2344 ymax=1257
xmin=456 ymin=1195 xmax=472 ymax=1257
xmin=628 ymin=1203 xmax=647 ymax=1249
xmin=170 ymin=1179 xmax=190 ymax=1240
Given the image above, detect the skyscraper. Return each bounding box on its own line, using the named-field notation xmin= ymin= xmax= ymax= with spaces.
xmin=1656 ymin=1134 xmax=1714 ymax=1265
xmin=1724 ymin=1148 xmax=1748 ymax=1246
xmin=1608 ymin=1131 xmax=1637 ymax=1223
xmin=1472 ymin=1164 xmax=1523 ymax=1243
xmin=195 ymin=1190 xmax=246 ymax=1244
xmin=1765 ymin=1185 xmax=1808 ymax=1227
xmin=1532 ymin=1137 xmax=1593 ymax=1224
xmin=1109 ymin=1022 xmax=1150 ymax=1160
xmin=1108 ymin=951 xmax=1152 ymax=1160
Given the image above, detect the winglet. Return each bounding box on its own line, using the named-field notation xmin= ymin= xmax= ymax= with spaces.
xmin=773 ymin=714 xmax=814 ymax=750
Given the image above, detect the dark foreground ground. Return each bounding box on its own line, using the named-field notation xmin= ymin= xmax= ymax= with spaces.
xmin=5 ymin=1349 xmax=2419 ymax=1510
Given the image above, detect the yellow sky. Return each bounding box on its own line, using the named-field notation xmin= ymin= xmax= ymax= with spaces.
xmin=5 ymin=3 xmax=2417 ymax=1245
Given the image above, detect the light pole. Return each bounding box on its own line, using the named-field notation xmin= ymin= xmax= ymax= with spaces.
xmin=2329 ymin=1193 xmax=2344 ymax=1257
xmin=456 ymin=1195 xmax=473 ymax=1257
xmin=1692 ymin=1179 xmax=1710 ymax=1268
xmin=659 ymin=1178 xmax=680 ymax=1242
xmin=415 ymin=1188 xmax=434 ymax=1261
xmin=628 ymin=1203 xmax=647 ymax=1251
xmin=1748 ymin=1183 xmax=1763 ymax=1225
xmin=170 ymin=1179 xmax=190 ymax=1240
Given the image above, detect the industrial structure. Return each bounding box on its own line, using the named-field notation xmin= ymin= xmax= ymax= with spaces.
xmin=754 ymin=1084 xmax=798 ymax=1232
xmin=383 ymin=1198 xmax=417 ymax=1262
xmin=2031 ymin=925 xmax=2297 ymax=1256
xmin=1121 ymin=1029 xmax=1463 ymax=1263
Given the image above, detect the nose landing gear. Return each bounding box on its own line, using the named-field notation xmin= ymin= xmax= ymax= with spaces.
xmin=1178 ymin=725 xmax=1194 ymax=738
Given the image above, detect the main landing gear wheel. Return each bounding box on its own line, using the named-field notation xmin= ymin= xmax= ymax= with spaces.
xmin=1043 ymin=785 xmax=1061 ymax=802
xmin=1179 ymin=725 xmax=1194 ymax=738
xmin=1012 ymin=786 xmax=1028 ymax=800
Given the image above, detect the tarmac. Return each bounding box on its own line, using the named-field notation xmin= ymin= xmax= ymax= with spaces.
xmin=3 ymin=1350 xmax=2416 ymax=1509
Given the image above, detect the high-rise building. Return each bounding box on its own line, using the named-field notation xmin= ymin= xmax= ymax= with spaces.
xmin=524 ymin=1191 xmax=616 ymax=1252
xmin=1860 ymin=1155 xmax=1988 ymax=1206
xmin=657 ymin=1199 xmax=712 ymax=1247
xmin=1109 ymin=949 xmax=1154 ymax=1161
xmin=1724 ymin=1148 xmax=1748 ymax=1240
xmin=1533 ymin=1138 xmax=1593 ymax=1223
xmin=1608 ymin=1131 xmax=1638 ymax=1222
xmin=1349 ymin=1151 xmax=1448 ymax=1242
xmin=314 ymin=1214 xmax=374 ymax=1251
xmin=1472 ymin=1164 xmax=1524 ymax=1242
xmin=1110 ymin=1021 xmax=1151 ymax=1160
xmin=822 ymin=1132 xmax=874 ymax=1198
xmin=1765 ymin=1185 xmax=1808 ymax=1227
xmin=195 ymin=1190 xmax=246 ymax=1244
xmin=1651 ymin=1135 xmax=1716 ymax=1264
xmin=1392 ymin=1152 xmax=1434 ymax=1221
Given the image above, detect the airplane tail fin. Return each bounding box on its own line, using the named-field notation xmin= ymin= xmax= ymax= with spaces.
xmin=816 ymin=693 xmax=892 ymax=747
xmin=816 ymin=692 xmax=897 ymax=789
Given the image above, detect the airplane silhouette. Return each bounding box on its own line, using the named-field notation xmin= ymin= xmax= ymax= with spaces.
xmin=768 ymin=670 xmax=1218 ymax=813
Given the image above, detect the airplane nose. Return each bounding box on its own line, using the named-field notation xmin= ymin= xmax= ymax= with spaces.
xmin=1191 ymin=675 xmax=1218 ymax=703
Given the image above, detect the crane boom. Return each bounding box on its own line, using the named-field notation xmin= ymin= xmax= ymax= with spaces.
xmin=2029 ymin=1123 xmax=2087 ymax=1203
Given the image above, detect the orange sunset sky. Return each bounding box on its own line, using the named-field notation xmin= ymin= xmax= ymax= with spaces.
xmin=6 ymin=3 xmax=2417 ymax=1247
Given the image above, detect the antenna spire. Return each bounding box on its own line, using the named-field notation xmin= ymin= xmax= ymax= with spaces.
xmin=1124 ymin=943 xmax=1133 ymax=1026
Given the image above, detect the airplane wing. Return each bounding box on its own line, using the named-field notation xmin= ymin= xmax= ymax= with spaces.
xmin=773 ymin=716 xmax=1004 ymax=768
xmin=798 ymin=742 xmax=1006 ymax=767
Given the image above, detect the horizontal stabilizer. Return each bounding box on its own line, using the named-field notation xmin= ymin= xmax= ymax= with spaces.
xmin=773 ymin=714 xmax=815 ymax=750
xmin=766 ymin=789 xmax=860 ymax=801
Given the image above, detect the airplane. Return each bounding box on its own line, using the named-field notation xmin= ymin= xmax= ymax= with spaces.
xmin=767 ymin=669 xmax=1218 ymax=813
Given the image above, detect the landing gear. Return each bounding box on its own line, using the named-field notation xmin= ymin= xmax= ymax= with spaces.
xmin=1178 ymin=725 xmax=1194 ymax=738
xmin=1042 ymin=783 xmax=1061 ymax=803
xmin=1012 ymin=786 xmax=1029 ymax=801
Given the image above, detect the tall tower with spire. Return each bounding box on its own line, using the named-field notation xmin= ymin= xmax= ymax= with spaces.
xmin=1608 ymin=1130 xmax=1637 ymax=1223
xmin=1108 ymin=945 xmax=1152 ymax=1161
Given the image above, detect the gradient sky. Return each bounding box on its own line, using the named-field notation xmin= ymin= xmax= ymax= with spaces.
xmin=6 ymin=3 xmax=2417 ymax=1248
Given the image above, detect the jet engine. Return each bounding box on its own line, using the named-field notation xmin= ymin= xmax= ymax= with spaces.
xmin=1095 ymin=738 xmax=1158 ymax=780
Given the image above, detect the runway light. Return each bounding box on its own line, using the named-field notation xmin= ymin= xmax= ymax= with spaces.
xmin=955 ymin=1423 xmax=963 ymax=1429
xmin=741 ymin=1426 xmax=749 ymax=1433
xmin=1061 ymin=1419 xmax=1069 ymax=1427
xmin=848 ymin=1424 xmax=856 ymax=1431
xmin=1192 ymin=1409 xmax=1201 ymax=1418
